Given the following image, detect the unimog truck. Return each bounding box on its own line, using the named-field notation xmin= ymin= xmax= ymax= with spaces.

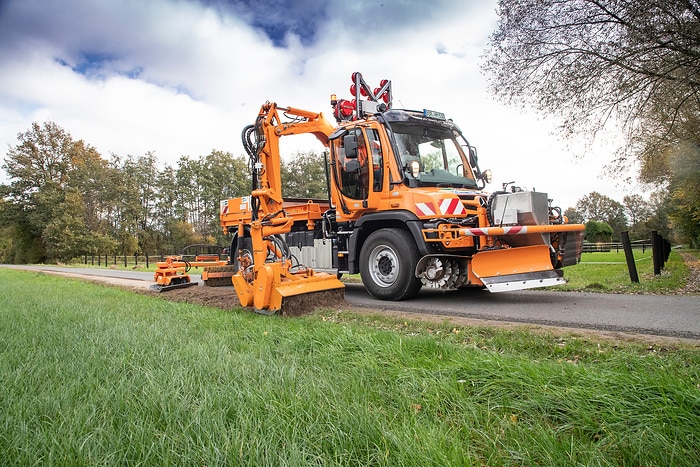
xmin=217 ymin=72 xmax=585 ymax=313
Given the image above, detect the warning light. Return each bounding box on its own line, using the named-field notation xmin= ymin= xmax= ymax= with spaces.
xmin=338 ymin=99 xmax=354 ymax=117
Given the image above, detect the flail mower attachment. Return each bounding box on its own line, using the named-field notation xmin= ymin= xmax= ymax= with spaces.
xmin=232 ymin=262 xmax=345 ymax=315
xmin=230 ymin=224 xmax=345 ymax=315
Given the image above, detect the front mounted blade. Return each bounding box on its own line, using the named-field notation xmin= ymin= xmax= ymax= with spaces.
xmin=471 ymin=244 xmax=565 ymax=292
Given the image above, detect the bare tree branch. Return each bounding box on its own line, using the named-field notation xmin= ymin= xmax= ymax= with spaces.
xmin=482 ymin=0 xmax=700 ymax=174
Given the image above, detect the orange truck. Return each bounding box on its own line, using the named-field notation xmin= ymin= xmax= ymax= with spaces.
xmin=218 ymin=72 xmax=584 ymax=313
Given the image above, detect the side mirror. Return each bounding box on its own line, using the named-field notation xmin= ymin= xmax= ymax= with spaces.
xmin=343 ymin=134 xmax=358 ymax=159
xmin=468 ymin=146 xmax=478 ymax=168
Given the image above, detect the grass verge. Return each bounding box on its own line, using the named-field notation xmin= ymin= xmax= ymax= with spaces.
xmin=1 ymin=269 xmax=698 ymax=465
xmin=558 ymin=250 xmax=693 ymax=293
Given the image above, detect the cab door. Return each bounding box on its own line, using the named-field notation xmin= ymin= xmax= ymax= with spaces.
xmin=330 ymin=126 xmax=385 ymax=220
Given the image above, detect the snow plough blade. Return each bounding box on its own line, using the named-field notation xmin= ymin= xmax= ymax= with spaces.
xmin=471 ymin=244 xmax=565 ymax=292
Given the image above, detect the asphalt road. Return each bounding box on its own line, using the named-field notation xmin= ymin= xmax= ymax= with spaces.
xmin=4 ymin=265 xmax=699 ymax=340
xmin=343 ymin=283 xmax=700 ymax=340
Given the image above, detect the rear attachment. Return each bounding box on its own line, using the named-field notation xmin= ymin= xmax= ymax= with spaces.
xmin=150 ymin=278 xmax=197 ymax=293
xmin=152 ymin=253 xmax=229 ymax=292
xmin=202 ymin=265 xmax=236 ymax=287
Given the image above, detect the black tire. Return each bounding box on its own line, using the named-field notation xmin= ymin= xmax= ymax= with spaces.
xmin=229 ymin=233 xmax=253 ymax=273
xmin=359 ymin=228 xmax=422 ymax=300
xmin=486 ymin=190 xmax=506 ymax=226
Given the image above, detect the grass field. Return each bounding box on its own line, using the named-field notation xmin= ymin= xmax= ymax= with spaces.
xmin=0 ymin=268 xmax=698 ymax=465
xmin=557 ymin=249 xmax=692 ymax=293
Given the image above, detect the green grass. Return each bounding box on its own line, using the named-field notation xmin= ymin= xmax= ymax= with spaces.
xmin=558 ymin=249 xmax=693 ymax=293
xmin=1 ymin=269 xmax=698 ymax=465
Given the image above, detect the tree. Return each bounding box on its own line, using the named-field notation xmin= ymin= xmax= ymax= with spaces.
xmin=154 ymin=164 xmax=181 ymax=253
xmin=1 ymin=121 xmax=335 ymax=262
xmin=483 ymin=0 xmax=700 ymax=178
xmin=623 ymin=194 xmax=652 ymax=239
xmin=42 ymin=189 xmax=89 ymax=262
xmin=200 ymin=150 xmax=250 ymax=244
xmin=118 ymin=153 xmax=161 ymax=255
xmin=575 ymin=192 xmax=627 ymax=239
xmin=175 ymin=156 xmax=206 ymax=237
xmin=584 ymin=220 xmax=614 ymax=244
xmin=646 ymin=190 xmax=673 ymax=239
xmin=2 ymin=122 xmax=85 ymax=262
xmin=105 ymin=154 xmax=141 ymax=255
xmin=666 ymin=142 xmax=700 ymax=246
xmin=281 ymin=150 xmax=329 ymax=199
xmin=65 ymin=141 xmax=120 ymax=253
xmin=3 ymin=121 xmax=73 ymax=197
xmin=564 ymin=207 xmax=584 ymax=225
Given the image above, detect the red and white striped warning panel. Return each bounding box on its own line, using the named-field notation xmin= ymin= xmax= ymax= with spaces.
xmin=415 ymin=202 xmax=436 ymax=216
xmin=439 ymin=198 xmax=466 ymax=215
xmin=415 ymin=198 xmax=466 ymax=217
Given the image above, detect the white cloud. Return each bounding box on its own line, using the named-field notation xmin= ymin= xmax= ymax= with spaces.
xmin=0 ymin=0 xmax=637 ymax=208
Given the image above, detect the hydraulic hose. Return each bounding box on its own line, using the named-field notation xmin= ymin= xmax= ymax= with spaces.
xmin=241 ymin=123 xmax=262 ymax=220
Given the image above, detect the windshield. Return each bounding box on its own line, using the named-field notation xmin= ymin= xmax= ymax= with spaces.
xmin=390 ymin=123 xmax=477 ymax=189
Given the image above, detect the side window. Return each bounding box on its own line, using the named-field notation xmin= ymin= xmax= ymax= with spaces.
xmin=334 ymin=128 xmax=369 ymax=200
xmin=366 ymin=129 xmax=383 ymax=192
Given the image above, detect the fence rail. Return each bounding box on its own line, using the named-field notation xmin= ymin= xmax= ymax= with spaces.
xmin=582 ymin=240 xmax=652 ymax=253
xmin=79 ymin=254 xmax=227 ymax=269
xmin=79 ymin=254 xmax=171 ymax=269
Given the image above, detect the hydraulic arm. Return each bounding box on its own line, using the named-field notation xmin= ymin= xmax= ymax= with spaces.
xmin=231 ymin=103 xmax=343 ymax=313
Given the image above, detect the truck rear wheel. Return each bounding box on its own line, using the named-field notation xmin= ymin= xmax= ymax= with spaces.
xmin=360 ymin=228 xmax=422 ymax=300
xmin=229 ymin=232 xmax=253 ymax=273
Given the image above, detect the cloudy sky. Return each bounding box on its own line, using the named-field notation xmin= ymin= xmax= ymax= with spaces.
xmin=0 ymin=0 xmax=637 ymax=209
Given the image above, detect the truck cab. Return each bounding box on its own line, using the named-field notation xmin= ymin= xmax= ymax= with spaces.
xmin=330 ymin=108 xmax=488 ymax=216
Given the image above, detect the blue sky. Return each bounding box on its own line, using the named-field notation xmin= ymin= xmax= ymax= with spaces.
xmin=0 ymin=0 xmax=636 ymax=208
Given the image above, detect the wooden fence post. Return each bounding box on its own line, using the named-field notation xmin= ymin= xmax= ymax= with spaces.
xmin=620 ymin=231 xmax=639 ymax=283
xmin=651 ymin=231 xmax=661 ymax=275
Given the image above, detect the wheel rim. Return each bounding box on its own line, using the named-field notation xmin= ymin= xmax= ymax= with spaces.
xmin=368 ymin=244 xmax=399 ymax=287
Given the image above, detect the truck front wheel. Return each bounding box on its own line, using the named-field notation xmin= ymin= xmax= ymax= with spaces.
xmin=360 ymin=228 xmax=422 ymax=300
